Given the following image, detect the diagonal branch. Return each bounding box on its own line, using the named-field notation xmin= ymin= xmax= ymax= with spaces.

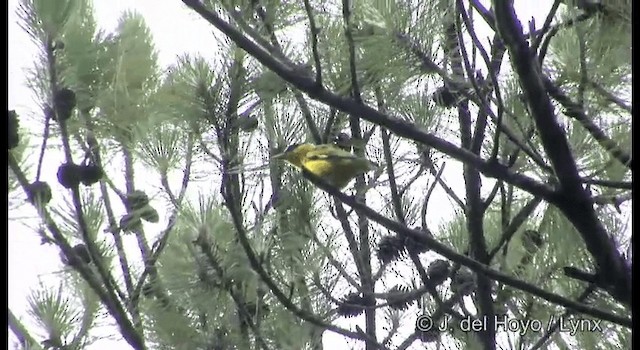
xmin=299 ymin=169 xmax=631 ymax=327
xmin=588 ymin=79 xmax=632 ymax=113
xmin=9 ymin=154 xmax=145 ymax=349
xmin=543 ymin=77 xmax=632 ymax=169
xmin=531 ymin=0 xmax=561 ymax=52
xmin=303 ymin=0 xmax=322 ymax=88
xmin=181 ymin=0 xmax=558 ymax=203
xmin=451 ymin=7 xmax=496 ymax=348
xmin=492 ymin=0 xmax=631 ymax=307
xmin=9 ymin=309 xmax=42 ymax=350
xmin=341 ymin=0 xmax=362 ymax=103
xmin=220 ymin=179 xmax=388 ymax=349
xmin=488 ymin=196 xmax=544 ymax=261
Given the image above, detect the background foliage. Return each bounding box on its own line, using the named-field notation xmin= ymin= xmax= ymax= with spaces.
xmin=9 ymin=0 xmax=631 ymax=349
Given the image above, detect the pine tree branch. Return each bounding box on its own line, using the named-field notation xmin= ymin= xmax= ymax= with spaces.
xmin=397 ymin=283 xmax=466 ymax=350
xmin=420 ymin=162 xmax=443 ymax=231
xmin=450 ymin=8 xmax=496 ymax=348
xmin=72 ymin=131 xmax=137 ymax=302
xmin=333 ymin=200 xmax=366 ymax=282
xmin=543 ymin=77 xmax=632 ymax=170
xmin=45 ymin=35 xmax=129 ymax=315
xmin=300 ymin=169 xmax=632 ymax=327
xmin=342 ymin=0 xmax=362 ymax=104
xmin=458 ymin=4 xmax=506 ymax=160
xmin=376 ymin=90 xmax=405 ymax=226
xmin=75 ymin=119 xmax=140 ymax=328
xmin=404 ymin=24 xmax=550 ymax=173
xmin=342 ymin=2 xmax=373 ymax=342
xmin=455 ymin=3 xmax=491 ymax=155
xmin=529 ymin=285 xmax=596 ymax=350
xmin=530 ymin=0 xmax=561 ymax=52
xmin=9 ymin=154 xmax=145 ymax=350
xmin=236 ymin=3 xmax=322 ymax=144
xmin=484 ymin=107 xmax=553 ymax=174
xmin=9 ymin=309 xmax=42 ymax=350
xmin=303 ymin=0 xmax=322 ymax=88
xmin=182 ymin=0 xmax=559 ymax=204
xmin=488 ymin=196 xmax=544 ymax=261
xmin=492 ymin=0 xmax=631 ymax=307
xmin=193 ymin=237 xmax=271 ymax=350
xmin=309 ymin=232 xmax=361 ymax=289
xmin=130 ymin=137 xmax=193 ymax=308
xmin=422 ymin=157 xmax=465 ymax=210
xmin=588 ymin=79 xmax=632 ymax=113
xmin=219 ymin=175 xmax=389 ymax=349
xmin=581 ymin=178 xmax=631 ymax=190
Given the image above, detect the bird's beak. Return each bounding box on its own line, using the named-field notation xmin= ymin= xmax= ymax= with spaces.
xmin=271 ymin=152 xmax=287 ymax=160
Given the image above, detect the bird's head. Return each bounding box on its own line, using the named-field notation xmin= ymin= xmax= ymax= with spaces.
xmin=271 ymin=143 xmax=315 ymax=168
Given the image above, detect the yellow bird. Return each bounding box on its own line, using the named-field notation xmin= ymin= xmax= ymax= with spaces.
xmin=272 ymin=143 xmax=376 ymax=189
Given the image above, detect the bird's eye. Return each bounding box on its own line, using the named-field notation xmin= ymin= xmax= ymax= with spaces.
xmin=284 ymin=144 xmax=300 ymax=153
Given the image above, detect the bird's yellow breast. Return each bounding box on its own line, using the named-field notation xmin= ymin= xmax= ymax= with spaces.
xmin=273 ymin=143 xmax=375 ymax=189
xmin=301 ymin=156 xmax=371 ymax=188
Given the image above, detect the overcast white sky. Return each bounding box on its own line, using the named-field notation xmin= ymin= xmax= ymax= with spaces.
xmin=8 ymin=1 xmax=559 ymax=349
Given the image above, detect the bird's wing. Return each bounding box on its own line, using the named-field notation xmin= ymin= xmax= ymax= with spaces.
xmin=306 ymin=151 xmax=358 ymax=162
xmin=306 ymin=145 xmax=357 ymax=161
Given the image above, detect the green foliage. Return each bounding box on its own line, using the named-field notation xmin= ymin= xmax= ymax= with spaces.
xmin=18 ymin=0 xmax=79 ymax=41
xmin=10 ymin=0 xmax=632 ymax=349
xmin=26 ymin=280 xmax=99 ymax=349
xmin=92 ymin=11 xmax=158 ymax=143
xmin=157 ymin=55 xmax=226 ymax=125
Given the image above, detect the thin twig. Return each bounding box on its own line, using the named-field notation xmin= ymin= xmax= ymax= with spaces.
xmin=9 ymin=309 xmax=42 ymax=349
xmin=576 ymin=24 xmax=588 ymax=107
xmin=488 ymin=196 xmax=544 ymax=261
xmin=46 ymin=36 xmax=128 ymax=313
xmin=423 ymin=157 xmax=465 ymax=209
xmin=531 ymin=0 xmax=561 ymax=52
xmin=303 ymin=0 xmax=323 ymax=88
xmin=528 ymin=285 xmax=597 ymax=350
xmin=543 ymin=77 xmax=632 ymax=169
xmin=588 ymin=80 xmax=632 ymax=113
xmin=9 ymin=154 xmax=145 ymax=349
xmin=420 ymin=163 xmax=444 ymax=231
xmin=193 ymin=238 xmax=271 ymax=350
xmin=35 ymin=110 xmax=51 ymax=182
xmin=342 ymin=0 xmax=362 ymax=103
xmin=219 ymin=174 xmax=389 ymax=349
xmin=299 ymin=169 xmax=631 ymax=327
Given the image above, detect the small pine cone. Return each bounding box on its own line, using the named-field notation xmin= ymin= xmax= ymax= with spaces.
xmin=426 ymin=259 xmax=450 ymax=286
xmin=57 ymin=163 xmax=82 ymax=189
xmin=79 ymin=164 xmax=103 ymax=185
xmin=139 ymin=205 xmax=159 ymax=223
xmin=386 ymin=285 xmax=414 ymax=311
xmin=377 ymin=235 xmax=406 ymax=264
xmin=26 ymin=181 xmax=52 ymax=206
xmin=431 ymin=86 xmax=457 ymax=107
xmin=237 ymin=115 xmax=259 ymax=132
xmin=337 ymin=292 xmax=374 ymax=318
xmin=405 ymin=227 xmax=433 ymax=254
xmin=451 ymin=269 xmax=475 ymax=296
xmin=53 ymin=87 xmax=77 ymax=121
xmin=73 ymin=244 xmax=92 ymax=264
xmin=62 ymin=244 xmax=91 ymax=267
xmin=120 ymin=213 xmax=142 ymax=233
xmin=126 ymin=190 xmax=150 ymax=211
